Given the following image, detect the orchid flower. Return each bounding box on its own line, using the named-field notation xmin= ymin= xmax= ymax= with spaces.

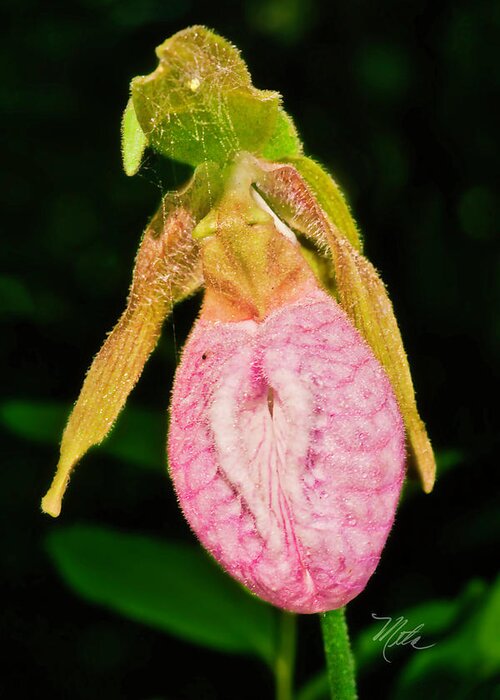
xmin=41 ymin=27 xmax=435 ymax=616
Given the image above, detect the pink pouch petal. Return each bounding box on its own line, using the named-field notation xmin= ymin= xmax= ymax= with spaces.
xmin=168 ymin=288 xmax=405 ymax=613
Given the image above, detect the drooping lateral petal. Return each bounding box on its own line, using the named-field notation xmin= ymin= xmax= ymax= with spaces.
xmin=327 ymin=236 xmax=436 ymax=493
xmin=254 ymin=160 xmax=436 ymax=492
xmin=41 ymin=169 xmax=216 ymax=517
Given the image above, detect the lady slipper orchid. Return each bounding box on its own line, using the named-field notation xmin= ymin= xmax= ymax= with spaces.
xmin=41 ymin=27 xmax=435 ymax=614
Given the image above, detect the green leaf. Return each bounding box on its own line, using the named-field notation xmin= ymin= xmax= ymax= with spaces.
xmin=131 ymin=26 xmax=281 ymax=167
xmin=121 ymin=97 xmax=147 ymax=176
xmin=0 ymin=399 xmax=164 ymax=470
xmin=354 ymin=579 xmax=486 ymax=673
xmin=391 ymin=577 xmax=500 ymax=699
xmin=290 ymin=156 xmax=362 ymax=252
xmin=301 ymin=579 xmax=490 ymax=699
xmin=1 ymin=399 xmax=66 ymax=445
xmin=477 ymin=576 xmax=500 ymax=673
xmin=261 ymin=108 xmax=302 ymax=161
xmin=435 ymin=447 xmax=465 ymax=476
xmin=46 ymin=525 xmax=277 ymax=663
xmin=320 ymin=608 xmax=358 ymax=700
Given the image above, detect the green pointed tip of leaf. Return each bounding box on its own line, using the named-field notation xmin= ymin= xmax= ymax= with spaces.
xmin=130 ymin=26 xmax=282 ymax=167
xmin=121 ymin=97 xmax=147 ymax=176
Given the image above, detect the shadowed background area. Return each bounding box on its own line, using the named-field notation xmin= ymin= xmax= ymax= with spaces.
xmin=1 ymin=0 xmax=499 ymax=698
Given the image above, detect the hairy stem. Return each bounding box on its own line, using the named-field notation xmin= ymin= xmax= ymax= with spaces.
xmin=320 ymin=608 xmax=357 ymax=700
xmin=275 ymin=611 xmax=297 ymax=700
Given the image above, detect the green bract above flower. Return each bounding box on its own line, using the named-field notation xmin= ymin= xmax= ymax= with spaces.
xmin=127 ymin=25 xmax=302 ymax=168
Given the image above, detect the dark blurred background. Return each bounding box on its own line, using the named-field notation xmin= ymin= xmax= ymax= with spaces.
xmin=1 ymin=0 xmax=499 ymax=698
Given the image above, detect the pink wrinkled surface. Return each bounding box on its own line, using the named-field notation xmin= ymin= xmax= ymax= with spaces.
xmin=168 ymin=288 xmax=405 ymax=613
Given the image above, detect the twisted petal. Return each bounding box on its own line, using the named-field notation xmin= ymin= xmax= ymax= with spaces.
xmin=168 ymin=288 xmax=405 ymax=613
xmin=41 ymin=173 xmax=211 ymax=517
xmin=327 ymin=236 xmax=436 ymax=493
xmin=255 ymin=160 xmax=436 ymax=492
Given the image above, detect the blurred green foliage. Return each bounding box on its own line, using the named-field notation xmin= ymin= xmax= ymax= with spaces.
xmin=1 ymin=0 xmax=499 ymax=698
xmin=46 ymin=525 xmax=277 ymax=663
xmin=0 ymin=400 xmax=165 ymax=470
xmin=43 ymin=515 xmax=500 ymax=698
xmin=299 ymin=578 xmax=500 ymax=699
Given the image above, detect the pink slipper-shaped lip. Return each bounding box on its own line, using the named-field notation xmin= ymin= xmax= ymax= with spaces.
xmin=168 ymin=287 xmax=405 ymax=613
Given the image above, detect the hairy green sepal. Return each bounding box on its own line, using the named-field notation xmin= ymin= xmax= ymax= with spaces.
xmin=128 ymin=26 xmax=301 ymax=168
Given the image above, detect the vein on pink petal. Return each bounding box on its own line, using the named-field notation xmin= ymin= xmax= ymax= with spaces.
xmin=168 ymin=288 xmax=405 ymax=613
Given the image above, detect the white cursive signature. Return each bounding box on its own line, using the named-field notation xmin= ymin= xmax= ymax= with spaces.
xmin=371 ymin=614 xmax=436 ymax=663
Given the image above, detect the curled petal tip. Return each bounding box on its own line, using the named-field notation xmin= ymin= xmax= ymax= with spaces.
xmin=41 ymin=456 xmax=75 ymax=517
xmin=39 ymin=168 xmax=210 ymax=516
xmin=41 ymin=488 xmax=63 ymax=518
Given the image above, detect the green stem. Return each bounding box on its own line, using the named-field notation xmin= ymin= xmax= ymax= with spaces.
xmin=320 ymin=608 xmax=357 ymax=700
xmin=275 ymin=610 xmax=297 ymax=700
